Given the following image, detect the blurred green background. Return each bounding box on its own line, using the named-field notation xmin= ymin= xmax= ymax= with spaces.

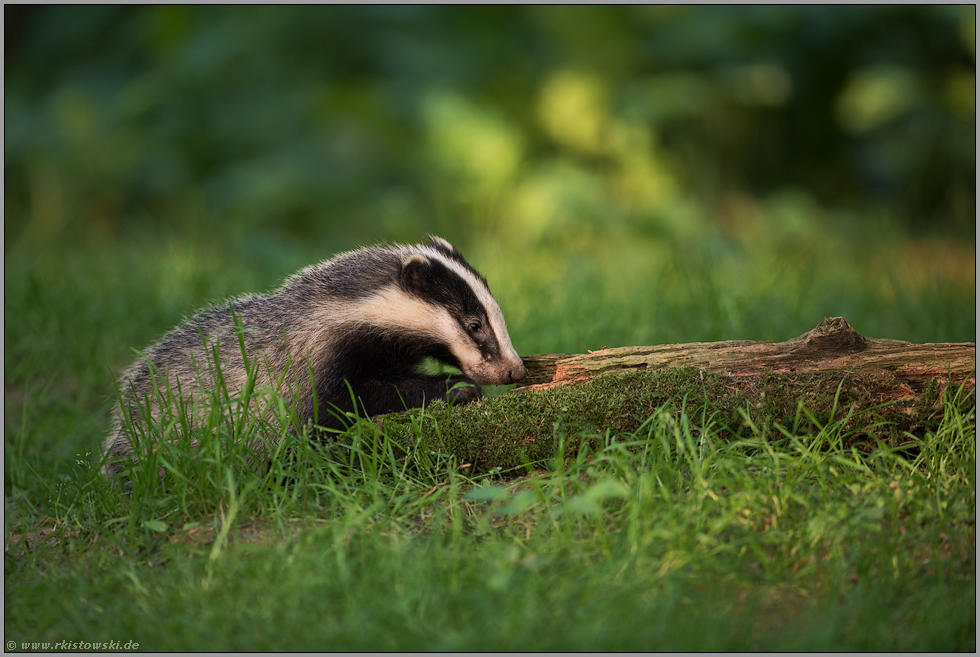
xmin=4 ymin=6 xmax=976 ymax=465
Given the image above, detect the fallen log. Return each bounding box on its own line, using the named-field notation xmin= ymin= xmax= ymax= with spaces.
xmin=377 ymin=317 xmax=974 ymax=473
xmin=516 ymin=316 xmax=975 ymax=406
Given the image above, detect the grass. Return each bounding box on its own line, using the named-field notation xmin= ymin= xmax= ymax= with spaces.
xmin=5 ymin=385 xmax=975 ymax=650
xmin=4 ymin=221 xmax=976 ymax=651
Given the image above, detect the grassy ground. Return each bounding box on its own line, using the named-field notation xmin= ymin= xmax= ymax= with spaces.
xmin=4 ymin=221 xmax=976 ymax=651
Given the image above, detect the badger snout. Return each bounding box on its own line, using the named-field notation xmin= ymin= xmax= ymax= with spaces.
xmin=506 ymin=361 xmax=528 ymax=384
xmin=492 ymin=360 xmax=528 ymax=385
xmin=466 ymin=358 xmax=528 ymax=386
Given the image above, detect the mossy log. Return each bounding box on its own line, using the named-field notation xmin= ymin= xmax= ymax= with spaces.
xmin=380 ymin=317 xmax=974 ymax=473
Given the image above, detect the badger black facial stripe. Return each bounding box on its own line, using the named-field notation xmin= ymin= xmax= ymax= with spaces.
xmin=417 ymin=243 xmax=521 ymax=371
xmin=425 ymin=235 xmax=489 ymax=288
xmin=405 ymin=257 xmax=486 ymax=317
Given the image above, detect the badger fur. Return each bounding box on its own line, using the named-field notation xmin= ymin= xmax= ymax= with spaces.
xmin=102 ymin=236 xmax=527 ymax=477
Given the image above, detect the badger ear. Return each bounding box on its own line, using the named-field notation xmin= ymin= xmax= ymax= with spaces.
xmin=400 ymin=254 xmax=431 ymax=295
xmin=426 ymin=235 xmax=461 ymax=259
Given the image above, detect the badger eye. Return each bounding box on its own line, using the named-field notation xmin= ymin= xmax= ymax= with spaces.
xmin=468 ymin=321 xmax=482 ymax=333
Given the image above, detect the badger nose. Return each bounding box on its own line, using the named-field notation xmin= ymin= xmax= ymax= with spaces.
xmin=509 ymin=361 xmax=528 ymax=383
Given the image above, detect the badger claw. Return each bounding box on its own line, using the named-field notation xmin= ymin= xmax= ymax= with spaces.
xmin=446 ymin=376 xmax=482 ymax=405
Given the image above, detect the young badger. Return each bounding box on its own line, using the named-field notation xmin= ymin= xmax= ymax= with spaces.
xmin=102 ymin=236 xmax=527 ymax=476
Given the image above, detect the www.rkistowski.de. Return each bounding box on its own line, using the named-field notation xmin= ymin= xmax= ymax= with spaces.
xmin=7 ymin=640 xmax=139 ymax=651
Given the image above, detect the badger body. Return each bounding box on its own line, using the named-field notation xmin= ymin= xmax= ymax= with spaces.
xmin=103 ymin=236 xmax=527 ymax=476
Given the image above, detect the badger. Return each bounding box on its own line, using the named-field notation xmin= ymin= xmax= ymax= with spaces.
xmin=102 ymin=236 xmax=527 ymax=477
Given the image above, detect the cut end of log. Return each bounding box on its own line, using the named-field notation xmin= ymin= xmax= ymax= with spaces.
xmin=519 ymin=352 xmax=572 ymax=386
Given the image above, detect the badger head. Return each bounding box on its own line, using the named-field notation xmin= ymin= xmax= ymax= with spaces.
xmin=396 ymin=237 xmax=527 ymax=386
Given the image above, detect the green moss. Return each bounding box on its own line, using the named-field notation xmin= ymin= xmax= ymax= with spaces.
xmin=377 ymin=368 xmax=975 ymax=473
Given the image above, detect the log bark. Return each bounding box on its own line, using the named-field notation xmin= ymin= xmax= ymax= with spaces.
xmin=515 ymin=317 xmax=975 ymax=405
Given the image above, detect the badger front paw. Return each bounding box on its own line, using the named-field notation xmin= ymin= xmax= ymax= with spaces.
xmin=446 ymin=376 xmax=482 ymax=405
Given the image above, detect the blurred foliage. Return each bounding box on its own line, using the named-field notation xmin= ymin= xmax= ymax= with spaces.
xmin=5 ymin=5 xmax=975 ymax=254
